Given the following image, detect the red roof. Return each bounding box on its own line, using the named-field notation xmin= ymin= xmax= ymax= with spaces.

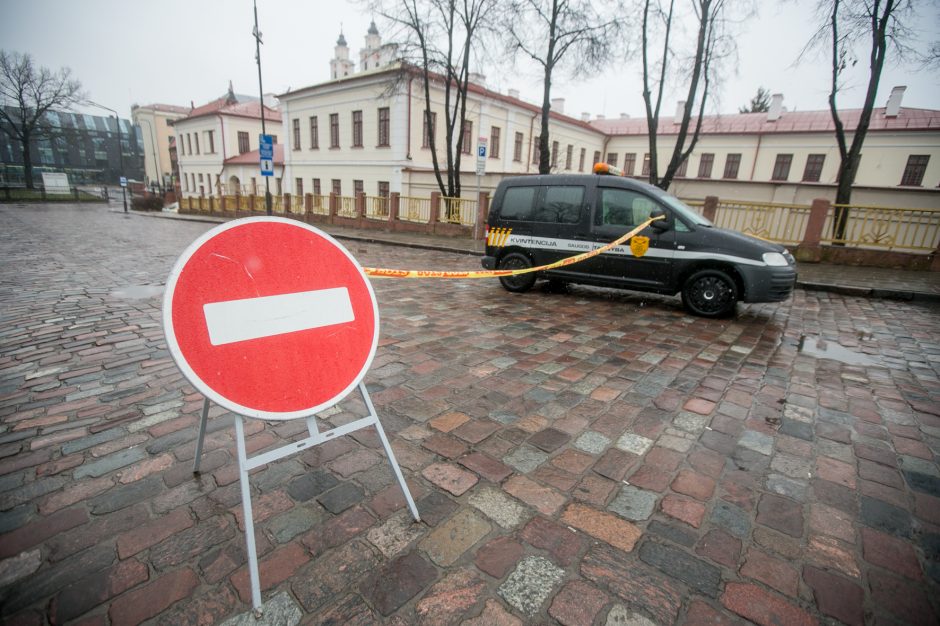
xmin=591 ymin=107 xmax=940 ymax=136
xmin=134 ymin=103 xmax=190 ymax=115
xmin=173 ymin=97 xmax=279 ymax=124
xmin=224 ymin=144 xmax=284 ymax=165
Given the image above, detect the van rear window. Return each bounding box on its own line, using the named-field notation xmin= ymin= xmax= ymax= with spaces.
xmin=500 ymin=186 xmax=537 ymax=220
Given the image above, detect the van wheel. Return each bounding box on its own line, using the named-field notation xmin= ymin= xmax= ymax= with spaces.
xmin=681 ymin=269 xmax=738 ymax=317
xmin=498 ymin=253 xmax=536 ymax=293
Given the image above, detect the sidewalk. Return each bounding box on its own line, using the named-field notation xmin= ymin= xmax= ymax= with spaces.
xmin=132 ymin=208 xmax=940 ymax=301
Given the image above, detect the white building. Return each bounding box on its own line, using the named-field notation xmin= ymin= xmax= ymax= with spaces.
xmin=171 ymin=84 xmax=282 ymax=198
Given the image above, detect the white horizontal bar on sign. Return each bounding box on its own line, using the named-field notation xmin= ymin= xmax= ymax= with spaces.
xmin=203 ymin=287 xmax=354 ymax=346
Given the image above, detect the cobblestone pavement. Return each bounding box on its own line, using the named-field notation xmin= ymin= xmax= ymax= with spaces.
xmin=2 ymin=203 xmax=939 ymax=625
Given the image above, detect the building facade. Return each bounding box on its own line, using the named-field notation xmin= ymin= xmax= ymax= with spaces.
xmin=171 ymin=85 xmax=282 ymax=198
xmin=131 ymin=103 xmax=189 ymax=189
xmin=0 ymin=106 xmax=144 ymax=186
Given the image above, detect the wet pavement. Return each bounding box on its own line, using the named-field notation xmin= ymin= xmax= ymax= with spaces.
xmin=1 ymin=202 xmax=939 ymax=625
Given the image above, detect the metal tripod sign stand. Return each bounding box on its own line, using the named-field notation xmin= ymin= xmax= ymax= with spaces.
xmin=163 ymin=217 xmax=420 ymax=613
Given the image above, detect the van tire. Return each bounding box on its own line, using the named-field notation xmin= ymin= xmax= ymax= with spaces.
xmin=498 ymin=253 xmax=536 ymax=293
xmin=681 ymin=269 xmax=738 ymax=317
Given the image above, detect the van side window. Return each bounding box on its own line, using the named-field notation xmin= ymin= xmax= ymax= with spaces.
xmin=538 ymin=186 xmax=583 ymax=224
xmin=594 ymin=188 xmax=660 ymax=228
xmin=500 ymin=186 xmax=537 ymax=220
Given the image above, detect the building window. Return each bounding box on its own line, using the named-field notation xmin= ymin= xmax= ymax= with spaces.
xmin=378 ymin=181 xmax=389 ymax=197
xmin=237 ymin=131 xmax=249 ymax=154
xmin=698 ymin=153 xmax=714 ymax=178
xmin=187 ymin=133 xmax=192 ymax=155
xmin=207 ymin=130 xmax=215 ymax=154
xmin=623 ymin=153 xmax=636 ymax=176
xmin=533 ymin=138 xmax=541 ymax=164
xmin=310 ymin=116 xmax=319 ymax=149
xmin=551 ymin=141 xmax=559 ymax=168
xmin=802 ymin=154 xmax=825 ymax=182
xmin=352 ymin=110 xmax=363 ymax=148
xmin=276 ymin=177 xmax=282 ymax=195
xmin=354 ymin=179 xmax=364 ymax=195
xmin=331 ymin=179 xmax=341 ymax=195
xmin=772 ymin=154 xmax=793 ymax=181
xmin=295 ymin=177 xmax=303 ymax=196
xmin=251 ymin=177 xmax=257 ymax=194
xmin=182 ymin=174 xmax=188 ymax=191
xmin=724 ymin=153 xmax=741 ymax=179
xmin=313 ymin=178 xmax=321 ymax=196
xmin=194 ymin=133 xmax=200 ymax=155
xmin=642 ymin=153 xmax=650 ymax=176
xmin=378 ymin=107 xmax=390 ymax=147
xmin=422 ymin=111 xmax=436 ymax=148
xmin=900 ymin=155 xmax=929 ymax=186
xmin=270 ymin=135 xmax=277 ymax=144
xmin=330 ymin=113 xmax=340 ymax=148
xmin=579 ymin=148 xmax=586 ymax=172
xmin=676 ymin=158 xmax=688 ymax=177
xmin=461 ymin=120 xmax=472 ymax=154
xmin=565 ymin=145 xmax=573 ymax=170
xmin=292 ymin=119 xmax=301 ymax=150
xmin=606 ymin=152 xmax=617 ymax=168
xmin=490 ymin=126 xmax=500 ymax=159
xmin=513 ymin=132 xmax=523 ymax=162
xmin=593 ymin=151 xmax=601 ymax=166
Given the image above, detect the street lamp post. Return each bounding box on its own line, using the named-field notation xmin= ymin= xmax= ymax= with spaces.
xmin=86 ymin=100 xmax=127 ymax=213
xmin=137 ymin=117 xmax=162 ymax=194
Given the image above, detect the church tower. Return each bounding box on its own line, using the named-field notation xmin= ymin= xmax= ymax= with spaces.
xmin=360 ymin=21 xmax=382 ymax=72
xmin=330 ymin=31 xmax=355 ymax=79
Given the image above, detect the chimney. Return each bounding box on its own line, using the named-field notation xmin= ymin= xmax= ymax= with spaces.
xmin=469 ymin=72 xmax=486 ymax=86
xmin=885 ymin=85 xmax=906 ymax=117
xmin=674 ymin=101 xmax=685 ymax=124
xmin=596 ymin=114 xmax=605 ymax=120
xmin=767 ymin=93 xmax=784 ymax=121
xmin=508 ymin=88 xmax=520 ymax=100
xmin=551 ymin=98 xmax=565 ymax=114
xmin=581 ymin=112 xmax=591 ymax=122
xmin=619 ymin=113 xmax=630 ymax=120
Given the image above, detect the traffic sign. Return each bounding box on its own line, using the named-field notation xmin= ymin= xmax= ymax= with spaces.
xmin=260 ymin=158 xmax=274 ymax=176
xmin=259 ymin=134 xmax=274 ymax=158
xmin=476 ymin=137 xmax=487 ymax=176
xmin=119 ymin=176 xmax=128 ymax=188
xmin=163 ymin=217 xmax=379 ymax=420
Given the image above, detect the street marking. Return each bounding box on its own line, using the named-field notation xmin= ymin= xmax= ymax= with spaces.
xmin=203 ymin=287 xmax=354 ymax=345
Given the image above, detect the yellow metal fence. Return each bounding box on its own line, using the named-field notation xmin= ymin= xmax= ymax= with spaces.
xmin=822 ymin=204 xmax=940 ymax=252
xmin=365 ymin=196 xmax=389 ymax=219
xmin=440 ymin=196 xmax=477 ymax=226
xmin=711 ymin=201 xmax=812 ymax=246
xmin=399 ymin=196 xmax=431 ymax=223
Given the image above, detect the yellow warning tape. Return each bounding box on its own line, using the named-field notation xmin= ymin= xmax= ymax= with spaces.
xmin=362 ymin=216 xmax=663 ymax=278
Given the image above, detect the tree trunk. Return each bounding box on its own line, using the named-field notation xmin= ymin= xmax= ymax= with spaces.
xmin=22 ymin=133 xmax=34 ymax=190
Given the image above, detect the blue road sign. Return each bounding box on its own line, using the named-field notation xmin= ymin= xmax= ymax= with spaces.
xmin=259 ymin=134 xmax=274 ymax=159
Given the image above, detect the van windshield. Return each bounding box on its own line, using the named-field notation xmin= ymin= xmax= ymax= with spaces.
xmin=654 ymin=192 xmax=713 ymax=227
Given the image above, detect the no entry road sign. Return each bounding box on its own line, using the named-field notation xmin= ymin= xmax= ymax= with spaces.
xmin=163 ymin=217 xmax=379 ymax=420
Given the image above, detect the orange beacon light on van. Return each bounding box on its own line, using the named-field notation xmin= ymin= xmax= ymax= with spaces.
xmin=593 ymin=162 xmax=625 ymax=176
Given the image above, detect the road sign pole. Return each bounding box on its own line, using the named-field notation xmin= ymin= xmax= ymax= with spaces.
xmin=192 ymin=398 xmax=210 ymax=474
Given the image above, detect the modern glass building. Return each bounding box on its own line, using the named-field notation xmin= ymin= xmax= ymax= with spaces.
xmin=0 ymin=107 xmax=145 ymax=186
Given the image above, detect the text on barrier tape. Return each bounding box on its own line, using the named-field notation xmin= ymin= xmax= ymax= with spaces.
xmin=361 ymin=216 xmax=663 ymax=278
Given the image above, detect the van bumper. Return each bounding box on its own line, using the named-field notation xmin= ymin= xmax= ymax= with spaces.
xmin=482 ymin=255 xmax=497 ymax=270
xmin=739 ymin=265 xmax=797 ymax=303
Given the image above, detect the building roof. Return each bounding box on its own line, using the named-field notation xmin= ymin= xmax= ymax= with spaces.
xmin=223 ymin=144 xmax=284 ymax=165
xmin=171 ymin=94 xmax=279 ymax=125
xmin=590 ymin=107 xmax=940 ymax=136
xmin=133 ymin=103 xmax=190 ymax=115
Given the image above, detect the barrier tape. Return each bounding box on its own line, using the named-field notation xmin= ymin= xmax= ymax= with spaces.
xmin=362 ymin=216 xmax=663 ymax=278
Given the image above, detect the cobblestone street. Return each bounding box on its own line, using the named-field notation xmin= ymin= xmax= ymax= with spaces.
xmin=2 ymin=203 xmax=939 ymax=625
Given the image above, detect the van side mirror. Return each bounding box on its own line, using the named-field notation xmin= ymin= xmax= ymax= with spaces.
xmin=650 ymin=209 xmax=670 ymax=231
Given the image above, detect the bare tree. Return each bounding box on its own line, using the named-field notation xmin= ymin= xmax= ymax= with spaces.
xmin=738 ymin=86 xmax=771 ymax=113
xmin=0 ymin=51 xmax=83 ymax=189
xmin=375 ymin=0 xmax=495 ymax=198
xmin=639 ymin=0 xmax=742 ymax=190
xmin=504 ymin=0 xmax=621 ymax=175
xmin=804 ymin=0 xmax=916 ymax=239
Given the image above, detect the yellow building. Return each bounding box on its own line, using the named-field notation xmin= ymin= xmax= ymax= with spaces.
xmin=131 ymin=103 xmax=189 ymax=188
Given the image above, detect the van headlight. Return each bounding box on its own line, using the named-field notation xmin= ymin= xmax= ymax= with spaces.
xmin=762 ymin=252 xmax=790 ymax=266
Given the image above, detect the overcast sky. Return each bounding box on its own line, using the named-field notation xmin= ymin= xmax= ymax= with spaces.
xmin=1 ymin=0 xmax=937 ymax=121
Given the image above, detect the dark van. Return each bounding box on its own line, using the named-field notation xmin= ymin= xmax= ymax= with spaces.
xmin=481 ymin=170 xmax=797 ymax=317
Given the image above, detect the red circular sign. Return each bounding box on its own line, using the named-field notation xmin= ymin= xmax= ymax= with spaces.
xmin=163 ymin=217 xmax=379 ymax=420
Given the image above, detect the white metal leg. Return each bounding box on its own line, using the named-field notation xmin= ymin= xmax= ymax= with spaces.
xmin=234 ymin=416 xmax=264 ymax=614
xmin=192 ymin=397 xmax=210 ymax=474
